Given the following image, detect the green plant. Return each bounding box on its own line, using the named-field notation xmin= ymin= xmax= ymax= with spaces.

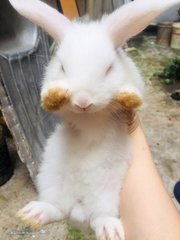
xmin=157 ymin=58 xmax=180 ymax=84
xmin=67 ymin=226 xmax=96 ymax=240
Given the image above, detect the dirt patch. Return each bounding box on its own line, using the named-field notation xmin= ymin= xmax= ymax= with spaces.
xmin=128 ymin=35 xmax=180 ymax=199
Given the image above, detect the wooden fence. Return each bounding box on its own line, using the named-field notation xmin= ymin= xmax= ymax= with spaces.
xmin=76 ymin=0 xmax=129 ymax=19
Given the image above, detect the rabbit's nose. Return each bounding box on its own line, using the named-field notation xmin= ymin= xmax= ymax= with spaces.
xmin=73 ymin=92 xmax=93 ymax=111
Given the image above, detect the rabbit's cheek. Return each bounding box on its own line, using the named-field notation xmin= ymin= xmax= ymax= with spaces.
xmin=115 ymin=92 xmax=143 ymax=109
xmin=41 ymin=87 xmax=69 ymax=112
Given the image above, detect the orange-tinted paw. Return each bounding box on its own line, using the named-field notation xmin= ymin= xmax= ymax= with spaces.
xmin=41 ymin=87 xmax=69 ymax=112
xmin=116 ymin=92 xmax=142 ymax=109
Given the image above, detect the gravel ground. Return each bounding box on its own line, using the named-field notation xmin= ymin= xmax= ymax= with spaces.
xmin=129 ymin=35 xmax=180 ymax=199
xmin=0 ymin=35 xmax=179 ymax=240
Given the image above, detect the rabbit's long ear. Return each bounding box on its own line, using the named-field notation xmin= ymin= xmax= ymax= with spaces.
xmin=9 ymin=0 xmax=71 ymax=42
xmin=104 ymin=0 xmax=180 ymax=47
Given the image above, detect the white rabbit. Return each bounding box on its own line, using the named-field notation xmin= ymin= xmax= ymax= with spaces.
xmin=9 ymin=0 xmax=180 ymax=239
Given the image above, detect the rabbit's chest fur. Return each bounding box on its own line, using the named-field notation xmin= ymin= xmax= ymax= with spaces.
xmin=37 ymin=111 xmax=132 ymax=223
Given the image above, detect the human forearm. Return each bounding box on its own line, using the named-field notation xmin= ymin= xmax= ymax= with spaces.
xmin=120 ymin=123 xmax=180 ymax=240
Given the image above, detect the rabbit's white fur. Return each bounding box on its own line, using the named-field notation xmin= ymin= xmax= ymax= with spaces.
xmin=41 ymin=23 xmax=143 ymax=108
xmin=18 ymin=22 xmax=143 ymax=240
xmin=11 ymin=0 xmax=180 ymax=239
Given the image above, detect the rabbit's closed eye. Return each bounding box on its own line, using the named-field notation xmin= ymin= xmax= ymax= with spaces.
xmin=61 ymin=64 xmax=65 ymax=74
xmin=105 ymin=64 xmax=113 ymax=76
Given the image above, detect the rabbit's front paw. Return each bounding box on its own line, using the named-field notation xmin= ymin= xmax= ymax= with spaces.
xmin=116 ymin=92 xmax=142 ymax=109
xmin=41 ymin=87 xmax=69 ymax=112
xmin=91 ymin=217 xmax=125 ymax=240
xmin=17 ymin=201 xmax=64 ymax=229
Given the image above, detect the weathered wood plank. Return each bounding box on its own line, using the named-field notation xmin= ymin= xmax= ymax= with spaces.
xmin=0 ymin=27 xmax=56 ymax=179
xmin=0 ymin=1 xmax=56 ymax=178
xmin=77 ymin=0 xmax=125 ymax=19
xmin=102 ymin=0 xmax=113 ymax=14
xmin=76 ymin=0 xmax=86 ymax=16
xmin=112 ymin=0 xmax=125 ymax=9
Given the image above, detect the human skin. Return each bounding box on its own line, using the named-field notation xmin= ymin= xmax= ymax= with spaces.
xmin=120 ymin=121 xmax=180 ymax=240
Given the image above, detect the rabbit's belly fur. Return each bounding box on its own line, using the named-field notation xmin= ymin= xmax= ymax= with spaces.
xmin=37 ymin=120 xmax=131 ymax=227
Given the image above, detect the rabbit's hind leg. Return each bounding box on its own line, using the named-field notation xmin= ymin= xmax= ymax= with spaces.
xmin=17 ymin=201 xmax=64 ymax=229
xmin=90 ymin=217 xmax=125 ymax=240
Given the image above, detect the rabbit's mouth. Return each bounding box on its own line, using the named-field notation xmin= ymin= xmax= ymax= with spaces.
xmin=66 ymin=104 xmax=101 ymax=114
